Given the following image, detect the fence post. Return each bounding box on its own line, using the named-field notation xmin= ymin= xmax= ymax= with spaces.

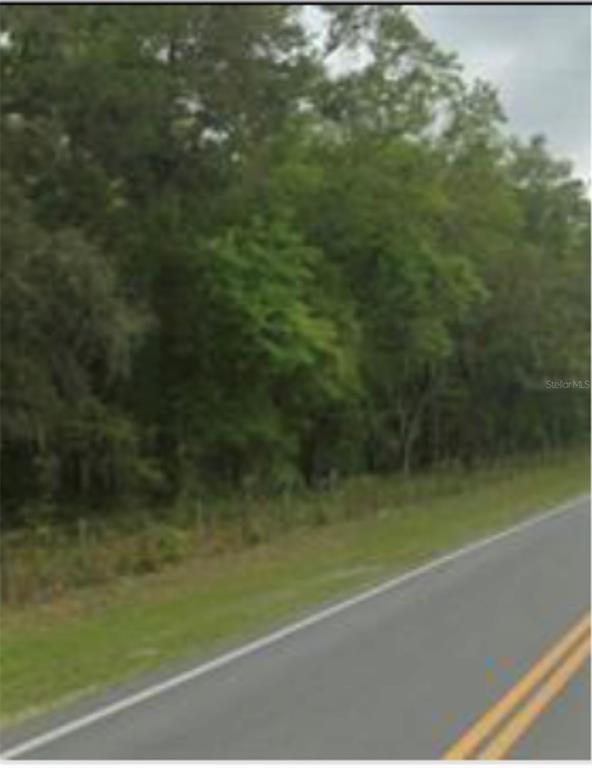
xmin=0 ymin=538 xmax=8 ymax=605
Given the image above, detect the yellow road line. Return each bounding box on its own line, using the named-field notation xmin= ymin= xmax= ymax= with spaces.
xmin=477 ymin=636 xmax=590 ymax=760
xmin=443 ymin=612 xmax=590 ymax=759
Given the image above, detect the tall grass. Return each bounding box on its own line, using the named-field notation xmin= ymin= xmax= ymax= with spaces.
xmin=1 ymin=450 xmax=587 ymax=606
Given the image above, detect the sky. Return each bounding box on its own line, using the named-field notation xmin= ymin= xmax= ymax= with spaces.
xmin=411 ymin=5 xmax=591 ymax=182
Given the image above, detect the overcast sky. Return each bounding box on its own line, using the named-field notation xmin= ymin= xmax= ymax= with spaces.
xmin=411 ymin=5 xmax=590 ymax=182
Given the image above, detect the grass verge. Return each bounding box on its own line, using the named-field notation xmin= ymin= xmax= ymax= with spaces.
xmin=1 ymin=451 xmax=589 ymax=726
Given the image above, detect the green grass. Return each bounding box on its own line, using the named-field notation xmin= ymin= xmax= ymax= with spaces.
xmin=1 ymin=451 xmax=588 ymax=725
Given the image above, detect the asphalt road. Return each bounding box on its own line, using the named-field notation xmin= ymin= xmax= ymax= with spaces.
xmin=2 ymin=496 xmax=590 ymax=760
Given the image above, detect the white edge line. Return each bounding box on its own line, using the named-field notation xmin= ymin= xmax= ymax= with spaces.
xmin=1 ymin=494 xmax=588 ymax=759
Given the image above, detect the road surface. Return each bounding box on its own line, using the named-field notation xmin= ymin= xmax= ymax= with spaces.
xmin=2 ymin=495 xmax=590 ymax=759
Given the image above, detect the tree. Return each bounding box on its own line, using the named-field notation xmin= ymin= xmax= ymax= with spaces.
xmin=1 ymin=173 xmax=143 ymax=520
xmin=1 ymin=4 xmax=588 ymax=525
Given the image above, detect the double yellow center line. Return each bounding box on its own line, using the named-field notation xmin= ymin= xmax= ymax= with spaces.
xmin=443 ymin=611 xmax=590 ymax=760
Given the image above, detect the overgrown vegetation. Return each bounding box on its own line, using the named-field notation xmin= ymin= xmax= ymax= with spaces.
xmin=1 ymin=451 xmax=588 ymax=724
xmin=2 ymin=449 xmax=582 ymax=607
xmin=1 ymin=6 xmax=589 ymax=532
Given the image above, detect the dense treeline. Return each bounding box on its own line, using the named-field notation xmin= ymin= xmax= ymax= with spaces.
xmin=1 ymin=6 xmax=589 ymax=527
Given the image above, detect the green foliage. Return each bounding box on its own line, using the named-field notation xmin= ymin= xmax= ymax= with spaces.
xmin=1 ymin=5 xmax=588 ymax=525
xmin=1 ymin=172 xmax=146 ymax=518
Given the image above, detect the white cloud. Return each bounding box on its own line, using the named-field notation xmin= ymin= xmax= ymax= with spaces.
xmin=413 ymin=4 xmax=591 ymax=181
